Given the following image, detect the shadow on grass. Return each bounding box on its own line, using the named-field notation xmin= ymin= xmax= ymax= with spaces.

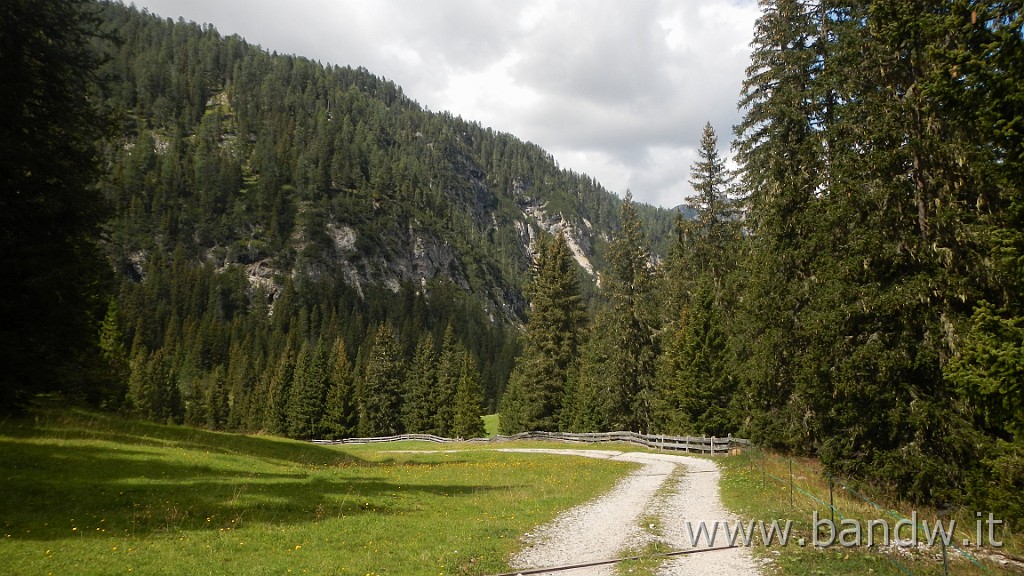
xmin=2 ymin=407 xmax=354 ymax=467
xmin=0 ymin=409 xmax=508 ymax=542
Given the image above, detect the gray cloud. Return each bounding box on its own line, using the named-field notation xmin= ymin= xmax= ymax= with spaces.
xmin=132 ymin=0 xmax=759 ymax=207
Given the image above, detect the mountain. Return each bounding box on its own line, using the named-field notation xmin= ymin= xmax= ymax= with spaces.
xmin=94 ymin=2 xmax=676 ymax=417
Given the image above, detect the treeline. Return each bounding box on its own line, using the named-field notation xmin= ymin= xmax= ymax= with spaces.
xmin=502 ymin=0 xmax=1023 ymax=522
xmin=111 ymin=249 xmax=495 ymax=439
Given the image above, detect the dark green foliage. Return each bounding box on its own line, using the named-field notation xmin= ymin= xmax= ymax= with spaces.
xmin=561 ymin=309 xmax=615 ymax=433
xmin=452 ymin=353 xmax=486 ymax=439
xmin=357 ymin=323 xmax=404 ymax=437
xmin=402 ymin=333 xmax=438 ymax=434
xmin=655 ymin=123 xmax=740 ymax=437
xmin=433 ymin=325 xmax=461 ymax=437
xmin=0 ymin=0 xmax=114 ymax=412
xmin=264 ymin=342 xmax=296 ymax=435
xmin=500 ymin=232 xmax=586 ymax=433
xmin=606 ymin=194 xmax=660 ymax=432
xmin=126 ymin=348 xmax=182 ymax=424
xmin=286 ymin=339 xmax=330 ymax=439
xmin=322 ymin=338 xmax=357 ymax=439
xmin=725 ymin=0 xmax=1023 ymax=510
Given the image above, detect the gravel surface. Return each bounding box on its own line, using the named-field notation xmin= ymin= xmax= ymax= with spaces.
xmin=501 ymin=449 xmax=762 ymax=576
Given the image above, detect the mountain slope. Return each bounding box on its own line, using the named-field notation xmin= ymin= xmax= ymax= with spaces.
xmin=95 ymin=2 xmax=676 ymax=417
xmin=99 ymin=3 xmax=674 ymax=319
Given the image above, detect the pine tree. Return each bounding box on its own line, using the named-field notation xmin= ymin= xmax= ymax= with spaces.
xmin=264 ymin=342 xmax=296 ymax=435
xmin=402 ymin=333 xmax=438 ymax=434
xmin=562 ymin=308 xmax=615 ymax=433
xmin=205 ymin=365 xmax=229 ymax=431
xmin=1 ymin=0 xmax=114 ymax=412
xmin=683 ymin=123 xmax=737 ymax=283
xmin=433 ymin=324 xmax=461 ymax=436
xmin=655 ymin=123 xmax=740 ymax=436
xmin=452 ymin=352 xmax=486 ymax=439
xmin=357 ymin=323 xmax=404 ymax=437
xmin=126 ymin=348 xmax=181 ymax=424
xmin=98 ymin=298 xmax=130 ymax=407
xmin=603 ymin=192 xmax=659 ymax=432
xmin=286 ymin=338 xmax=330 ymax=439
xmin=733 ymin=0 xmax=1000 ymax=502
xmin=945 ymin=3 xmax=1024 ymax=442
xmin=501 ymin=231 xmax=585 ymax=432
xmin=323 ymin=338 xmax=357 ymax=439
xmin=731 ymin=0 xmax=832 ymax=448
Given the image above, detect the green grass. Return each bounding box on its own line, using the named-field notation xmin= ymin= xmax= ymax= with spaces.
xmin=0 ymin=407 xmax=635 ymax=575
xmin=481 ymin=414 xmax=499 ymax=438
xmin=716 ymin=449 xmax=1022 ymax=575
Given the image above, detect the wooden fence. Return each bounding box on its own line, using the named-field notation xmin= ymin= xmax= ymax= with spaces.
xmin=312 ymin=430 xmax=750 ymax=455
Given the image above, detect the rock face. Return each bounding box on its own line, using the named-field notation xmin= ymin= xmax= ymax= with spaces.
xmin=232 ymin=139 xmax=613 ymax=322
xmin=295 ymin=196 xmax=600 ymax=321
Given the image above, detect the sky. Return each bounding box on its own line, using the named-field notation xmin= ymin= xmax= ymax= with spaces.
xmin=130 ymin=0 xmax=761 ymax=208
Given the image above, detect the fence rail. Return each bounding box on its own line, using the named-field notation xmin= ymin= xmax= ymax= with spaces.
xmin=312 ymin=430 xmax=750 ymax=455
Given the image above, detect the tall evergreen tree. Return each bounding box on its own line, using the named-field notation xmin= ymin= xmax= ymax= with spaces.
xmin=204 ymin=365 xmax=230 ymax=431
xmin=433 ymin=324 xmax=461 ymax=436
xmin=562 ymin=308 xmax=615 ymax=433
xmin=683 ymin=123 xmax=738 ymax=282
xmin=323 ymin=338 xmax=358 ymax=439
xmin=501 ymin=231 xmax=585 ymax=433
xmin=402 ymin=333 xmax=438 ymax=434
xmin=655 ymin=123 xmax=740 ymax=436
xmin=452 ymin=352 xmax=486 ymax=439
xmin=604 ymin=192 xmax=659 ymax=432
xmin=286 ymin=338 xmax=330 ymax=439
xmin=732 ymin=0 xmax=1010 ymax=503
xmin=264 ymin=342 xmax=296 ymax=435
xmin=357 ymin=323 xmax=404 ymax=437
xmin=1 ymin=0 xmax=113 ymax=411
xmin=126 ymin=348 xmax=181 ymax=424
xmin=732 ymin=0 xmax=833 ymax=448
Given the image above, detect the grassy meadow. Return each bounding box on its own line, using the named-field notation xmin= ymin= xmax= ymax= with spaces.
xmin=716 ymin=450 xmax=1022 ymax=575
xmin=0 ymin=407 xmax=634 ymax=576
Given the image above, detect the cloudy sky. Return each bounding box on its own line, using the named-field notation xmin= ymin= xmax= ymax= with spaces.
xmin=131 ymin=0 xmax=760 ymax=208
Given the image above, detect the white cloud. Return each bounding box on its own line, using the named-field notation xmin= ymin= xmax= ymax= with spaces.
xmin=131 ymin=0 xmax=760 ymax=207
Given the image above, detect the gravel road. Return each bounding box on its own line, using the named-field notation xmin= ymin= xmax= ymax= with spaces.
xmin=501 ymin=449 xmax=762 ymax=576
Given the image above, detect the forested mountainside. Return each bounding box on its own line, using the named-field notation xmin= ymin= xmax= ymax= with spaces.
xmin=89 ymin=2 xmax=675 ymax=426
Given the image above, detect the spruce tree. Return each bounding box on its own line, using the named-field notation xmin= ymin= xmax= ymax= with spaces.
xmin=127 ymin=348 xmax=181 ymax=424
xmin=205 ymin=365 xmax=229 ymax=431
xmin=433 ymin=324 xmax=461 ymax=436
xmin=683 ymin=123 xmax=737 ymax=282
xmin=655 ymin=123 xmax=740 ymax=436
xmin=562 ymin=308 xmax=615 ymax=433
xmin=357 ymin=323 xmax=404 ymax=437
xmin=264 ymin=342 xmax=296 ymax=435
xmin=402 ymin=333 xmax=438 ymax=434
xmin=946 ymin=3 xmax=1024 ymax=445
xmin=501 ymin=231 xmax=585 ymax=432
xmin=604 ymin=192 xmax=659 ymax=432
xmin=98 ymin=299 xmax=130 ymax=407
xmin=732 ymin=0 xmax=832 ymax=448
xmin=286 ymin=339 xmax=330 ymax=439
xmin=1 ymin=0 xmax=113 ymax=411
xmin=452 ymin=352 xmax=486 ymax=439
xmin=323 ymin=338 xmax=357 ymax=439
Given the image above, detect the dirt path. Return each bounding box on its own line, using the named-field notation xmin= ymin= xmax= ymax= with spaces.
xmin=500 ymin=449 xmax=762 ymax=576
